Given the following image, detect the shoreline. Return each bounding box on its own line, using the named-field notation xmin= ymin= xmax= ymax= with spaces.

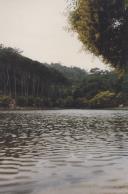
xmin=0 ymin=107 xmax=128 ymax=111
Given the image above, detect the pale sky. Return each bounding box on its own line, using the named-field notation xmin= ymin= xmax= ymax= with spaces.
xmin=0 ymin=0 xmax=109 ymax=71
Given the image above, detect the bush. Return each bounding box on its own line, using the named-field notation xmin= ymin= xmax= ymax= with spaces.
xmin=88 ymin=91 xmax=116 ymax=108
xmin=17 ymin=96 xmax=44 ymax=107
xmin=17 ymin=96 xmax=28 ymax=107
xmin=34 ymin=97 xmax=44 ymax=107
xmin=0 ymin=96 xmax=11 ymax=107
xmin=64 ymin=96 xmax=74 ymax=107
xmin=74 ymin=97 xmax=88 ymax=108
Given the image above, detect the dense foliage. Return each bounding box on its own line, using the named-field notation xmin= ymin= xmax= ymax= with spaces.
xmin=0 ymin=45 xmax=68 ymax=108
xmin=50 ymin=63 xmax=87 ymax=83
xmin=0 ymin=45 xmax=127 ymax=109
xmin=69 ymin=0 xmax=128 ymax=71
xmin=70 ymin=69 xmax=128 ymax=108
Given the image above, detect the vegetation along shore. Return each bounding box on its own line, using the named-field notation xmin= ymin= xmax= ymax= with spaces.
xmin=0 ymin=45 xmax=128 ymax=110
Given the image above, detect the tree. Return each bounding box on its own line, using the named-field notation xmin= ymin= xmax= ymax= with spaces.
xmin=69 ymin=0 xmax=128 ymax=71
xmin=88 ymin=90 xmax=116 ymax=108
xmin=0 ymin=45 xmax=69 ymax=106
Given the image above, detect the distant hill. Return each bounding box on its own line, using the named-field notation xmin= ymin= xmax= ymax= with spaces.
xmin=50 ymin=63 xmax=87 ymax=83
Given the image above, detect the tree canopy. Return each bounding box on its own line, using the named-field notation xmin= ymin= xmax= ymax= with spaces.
xmin=69 ymin=0 xmax=128 ymax=71
xmin=50 ymin=63 xmax=87 ymax=83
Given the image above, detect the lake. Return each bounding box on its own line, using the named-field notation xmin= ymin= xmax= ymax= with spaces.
xmin=0 ymin=109 xmax=128 ymax=194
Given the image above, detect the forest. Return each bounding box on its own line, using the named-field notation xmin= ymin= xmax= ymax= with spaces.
xmin=0 ymin=45 xmax=128 ymax=109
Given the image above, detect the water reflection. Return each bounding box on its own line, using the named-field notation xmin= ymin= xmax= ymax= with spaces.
xmin=0 ymin=110 xmax=128 ymax=194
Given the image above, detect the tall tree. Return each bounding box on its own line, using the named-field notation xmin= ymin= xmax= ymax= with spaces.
xmin=69 ymin=0 xmax=128 ymax=71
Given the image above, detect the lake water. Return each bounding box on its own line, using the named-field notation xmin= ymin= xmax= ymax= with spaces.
xmin=0 ymin=109 xmax=128 ymax=194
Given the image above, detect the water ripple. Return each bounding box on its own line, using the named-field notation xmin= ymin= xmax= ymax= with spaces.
xmin=0 ymin=110 xmax=128 ymax=194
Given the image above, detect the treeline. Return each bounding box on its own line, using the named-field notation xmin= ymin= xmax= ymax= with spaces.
xmin=71 ymin=68 xmax=128 ymax=108
xmin=0 ymin=45 xmax=69 ymax=108
xmin=50 ymin=63 xmax=87 ymax=83
xmin=0 ymin=45 xmax=127 ymax=109
xmin=47 ymin=65 xmax=128 ymax=108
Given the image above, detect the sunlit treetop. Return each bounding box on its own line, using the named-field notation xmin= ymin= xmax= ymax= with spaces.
xmin=69 ymin=0 xmax=128 ymax=72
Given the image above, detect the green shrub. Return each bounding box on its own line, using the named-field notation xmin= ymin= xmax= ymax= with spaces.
xmin=0 ymin=96 xmax=11 ymax=107
xmin=64 ymin=96 xmax=74 ymax=107
xmin=17 ymin=96 xmax=28 ymax=107
xmin=88 ymin=91 xmax=116 ymax=108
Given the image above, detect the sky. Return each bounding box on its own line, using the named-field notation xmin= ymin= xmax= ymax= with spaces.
xmin=0 ymin=0 xmax=109 ymax=71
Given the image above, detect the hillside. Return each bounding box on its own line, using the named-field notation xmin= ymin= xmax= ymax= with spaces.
xmin=0 ymin=45 xmax=69 ymax=107
xmin=0 ymin=45 xmax=128 ymax=109
xmin=50 ymin=63 xmax=87 ymax=83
